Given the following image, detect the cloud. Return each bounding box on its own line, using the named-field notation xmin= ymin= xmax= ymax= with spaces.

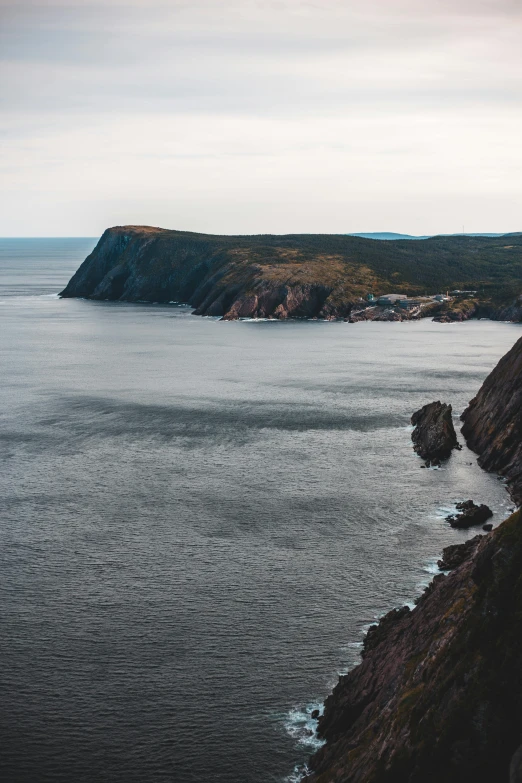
xmin=1 ymin=1 xmax=521 ymax=234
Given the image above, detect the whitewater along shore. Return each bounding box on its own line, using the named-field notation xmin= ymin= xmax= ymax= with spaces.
xmin=303 ymin=335 xmax=522 ymax=783
xmin=60 ymin=226 xmax=522 ymax=322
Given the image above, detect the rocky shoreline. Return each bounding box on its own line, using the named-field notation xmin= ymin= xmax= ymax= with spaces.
xmin=302 ymin=336 xmax=522 ymax=783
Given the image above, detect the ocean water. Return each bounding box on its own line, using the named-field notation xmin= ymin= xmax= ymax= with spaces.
xmin=0 ymin=238 xmax=520 ymax=783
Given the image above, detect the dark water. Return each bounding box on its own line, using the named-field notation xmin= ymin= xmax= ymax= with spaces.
xmin=0 ymin=239 xmax=520 ymax=783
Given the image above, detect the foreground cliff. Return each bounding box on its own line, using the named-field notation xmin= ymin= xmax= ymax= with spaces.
xmin=461 ymin=336 xmax=522 ymax=507
xmin=60 ymin=226 xmax=522 ymax=321
xmin=304 ymin=336 xmax=522 ymax=783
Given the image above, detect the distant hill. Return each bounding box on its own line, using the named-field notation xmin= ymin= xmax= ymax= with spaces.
xmin=350 ymin=232 xmax=430 ymax=240
xmin=350 ymin=232 xmax=508 ymax=241
xmin=61 ymin=226 xmax=522 ymax=321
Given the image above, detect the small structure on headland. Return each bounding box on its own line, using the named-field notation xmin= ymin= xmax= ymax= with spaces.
xmin=371 ymin=291 xmax=454 ymax=311
xmin=376 ymin=293 xmax=406 ymax=306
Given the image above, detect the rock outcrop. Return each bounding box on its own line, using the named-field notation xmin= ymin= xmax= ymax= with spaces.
xmin=433 ymin=299 xmax=522 ymax=324
xmin=60 ymin=226 xmax=522 ymax=321
xmin=445 ymin=500 xmax=493 ymax=529
xmin=437 ymin=535 xmax=482 ymax=571
xmin=461 ymin=335 xmax=522 ymax=507
xmin=411 ymin=401 xmax=460 ymax=464
xmin=304 ymin=335 xmax=522 ymax=783
xmin=432 ymin=298 xmax=480 ymax=323
xmin=491 ymin=298 xmax=522 ymax=323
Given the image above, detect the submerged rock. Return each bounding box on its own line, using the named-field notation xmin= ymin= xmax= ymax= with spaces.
xmin=411 ymin=401 xmax=460 ymax=464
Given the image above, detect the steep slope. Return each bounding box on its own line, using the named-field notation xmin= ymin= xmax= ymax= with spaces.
xmin=60 ymin=226 xmax=522 ymax=321
xmin=304 ymin=336 xmax=522 ymax=783
xmin=461 ymin=336 xmax=522 ymax=506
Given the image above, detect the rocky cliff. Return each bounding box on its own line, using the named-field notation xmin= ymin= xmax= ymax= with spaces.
xmin=60 ymin=226 xmax=521 ymax=321
xmin=304 ymin=335 xmax=522 ymax=783
xmin=461 ymin=336 xmax=522 ymax=507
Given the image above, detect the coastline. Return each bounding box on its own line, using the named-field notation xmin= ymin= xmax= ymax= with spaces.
xmin=285 ymin=477 xmax=517 ymax=783
xmin=3 ymin=250 xmax=521 ymax=782
xmin=58 ymin=295 xmax=522 ymax=326
xmin=299 ymin=336 xmax=522 ymax=783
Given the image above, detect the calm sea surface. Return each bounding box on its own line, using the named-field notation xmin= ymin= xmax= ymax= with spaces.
xmin=0 ymin=239 xmax=520 ymax=783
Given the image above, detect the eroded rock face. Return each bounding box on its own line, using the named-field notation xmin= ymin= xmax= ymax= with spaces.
xmin=304 ymin=510 xmax=522 ymax=783
xmin=461 ymin=335 xmax=522 ymax=506
xmin=221 ymin=284 xmax=333 ymax=320
xmin=411 ymin=401 xmax=460 ymax=464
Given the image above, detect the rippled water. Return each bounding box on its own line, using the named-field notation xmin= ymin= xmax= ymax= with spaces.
xmin=0 ymin=239 xmax=520 ymax=783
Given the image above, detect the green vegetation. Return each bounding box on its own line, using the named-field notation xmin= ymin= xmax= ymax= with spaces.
xmin=61 ymin=226 xmax=522 ymax=317
xmin=199 ymin=231 xmax=522 ymax=300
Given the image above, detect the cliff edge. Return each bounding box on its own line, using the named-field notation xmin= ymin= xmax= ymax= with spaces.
xmin=304 ymin=335 xmax=522 ymax=783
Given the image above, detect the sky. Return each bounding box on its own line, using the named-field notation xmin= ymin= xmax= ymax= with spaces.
xmin=1 ymin=0 xmax=522 ymax=236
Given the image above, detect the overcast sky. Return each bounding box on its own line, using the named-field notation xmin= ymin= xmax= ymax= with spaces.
xmin=1 ymin=0 xmax=522 ymax=236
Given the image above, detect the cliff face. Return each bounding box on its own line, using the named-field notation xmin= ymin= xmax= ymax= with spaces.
xmin=60 ymin=226 xmax=522 ymax=321
xmin=461 ymin=336 xmax=522 ymax=507
xmin=306 ymin=512 xmax=522 ymax=783
xmin=304 ymin=335 xmax=522 ymax=783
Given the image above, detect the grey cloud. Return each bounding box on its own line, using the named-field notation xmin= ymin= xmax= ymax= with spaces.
xmin=1 ymin=0 xmax=521 ymax=235
xmin=2 ymin=0 xmax=521 ymax=118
